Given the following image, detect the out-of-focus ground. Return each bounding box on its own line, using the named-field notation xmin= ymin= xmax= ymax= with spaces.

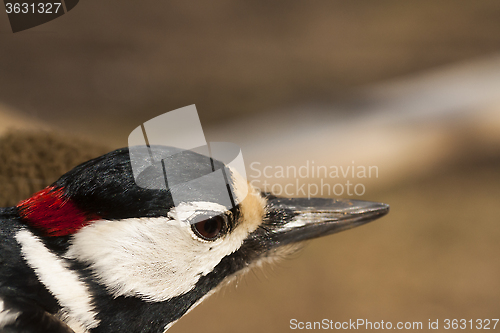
xmin=1 ymin=0 xmax=500 ymax=143
xmin=1 ymin=1 xmax=500 ymax=332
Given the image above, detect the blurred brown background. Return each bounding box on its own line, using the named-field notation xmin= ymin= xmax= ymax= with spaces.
xmin=1 ymin=1 xmax=500 ymax=332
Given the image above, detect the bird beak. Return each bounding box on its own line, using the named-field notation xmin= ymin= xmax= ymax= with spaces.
xmin=259 ymin=196 xmax=389 ymax=247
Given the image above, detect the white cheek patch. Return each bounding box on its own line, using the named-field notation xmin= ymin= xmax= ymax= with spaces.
xmin=65 ymin=215 xmax=251 ymax=302
xmin=14 ymin=229 xmax=99 ymax=331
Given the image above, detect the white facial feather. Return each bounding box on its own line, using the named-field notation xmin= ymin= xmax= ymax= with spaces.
xmin=168 ymin=201 xmax=228 ymax=224
xmin=14 ymin=229 xmax=99 ymax=331
xmin=66 ymin=211 xmax=249 ymax=302
xmin=56 ymin=310 xmax=90 ymax=333
xmin=0 ymin=299 xmax=20 ymax=329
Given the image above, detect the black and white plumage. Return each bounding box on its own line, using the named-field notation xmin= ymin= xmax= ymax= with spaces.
xmin=0 ymin=146 xmax=389 ymax=333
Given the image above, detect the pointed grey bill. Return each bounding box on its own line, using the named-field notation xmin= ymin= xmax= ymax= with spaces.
xmin=262 ymin=197 xmax=389 ymax=247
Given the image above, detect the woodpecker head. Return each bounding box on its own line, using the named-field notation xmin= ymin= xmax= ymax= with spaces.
xmin=11 ymin=146 xmax=389 ymax=333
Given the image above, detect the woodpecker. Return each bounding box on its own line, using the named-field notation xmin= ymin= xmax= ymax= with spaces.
xmin=0 ymin=146 xmax=389 ymax=333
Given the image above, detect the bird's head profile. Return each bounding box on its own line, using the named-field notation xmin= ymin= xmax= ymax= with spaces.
xmin=1 ymin=146 xmax=389 ymax=333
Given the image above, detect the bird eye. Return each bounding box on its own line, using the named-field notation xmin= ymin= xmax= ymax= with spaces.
xmin=192 ymin=215 xmax=225 ymax=241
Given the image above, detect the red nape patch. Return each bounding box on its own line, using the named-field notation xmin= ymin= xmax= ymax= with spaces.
xmin=17 ymin=186 xmax=100 ymax=237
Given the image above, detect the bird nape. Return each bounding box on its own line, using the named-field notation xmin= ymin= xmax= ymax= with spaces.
xmin=0 ymin=146 xmax=389 ymax=333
